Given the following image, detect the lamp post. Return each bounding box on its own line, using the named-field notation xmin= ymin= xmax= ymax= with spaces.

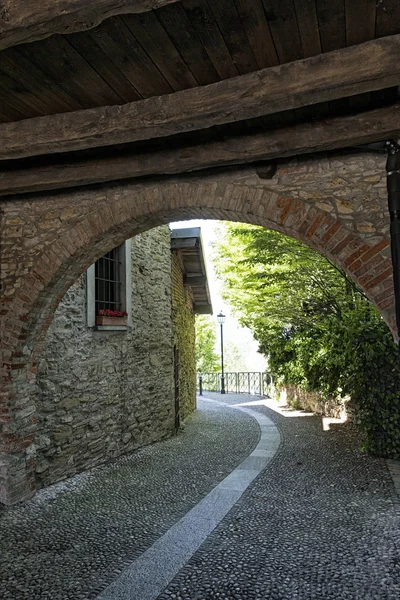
xmin=217 ymin=311 xmax=226 ymax=394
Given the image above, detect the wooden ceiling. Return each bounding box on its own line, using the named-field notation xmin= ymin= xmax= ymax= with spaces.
xmin=1 ymin=0 xmax=400 ymax=198
xmin=0 ymin=0 xmax=399 ymax=123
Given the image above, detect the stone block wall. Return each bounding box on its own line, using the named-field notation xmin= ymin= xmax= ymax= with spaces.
xmin=35 ymin=226 xmax=175 ymax=488
xmin=278 ymin=385 xmax=349 ymax=420
xmin=1 ymin=155 xmax=396 ymax=504
xmin=172 ymin=252 xmax=197 ymax=422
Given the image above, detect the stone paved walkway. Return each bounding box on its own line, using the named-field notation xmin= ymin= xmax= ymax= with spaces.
xmin=2 ymin=393 xmax=400 ymax=600
xmin=158 ymin=393 xmax=400 ymax=600
xmin=0 ymin=399 xmax=259 ymax=600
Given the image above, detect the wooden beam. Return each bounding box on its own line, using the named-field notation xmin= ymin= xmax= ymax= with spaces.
xmin=184 ymin=276 xmax=207 ymax=286
xmin=1 ymin=103 xmax=399 ymax=197
xmin=171 ymin=238 xmax=199 ymax=249
xmin=0 ymin=1 xmax=180 ymax=51
xmin=2 ymin=34 xmax=400 ymax=161
xmin=194 ymin=305 xmax=213 ymax=315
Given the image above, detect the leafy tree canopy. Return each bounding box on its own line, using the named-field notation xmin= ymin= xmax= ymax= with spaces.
xmin=213 ymin=222 xmax=400 ymax=458
xmin=195 ymin=315 xmax=220 ymax=373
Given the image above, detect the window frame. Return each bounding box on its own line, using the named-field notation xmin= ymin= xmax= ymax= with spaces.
xmin=87 ymin=239 xmax=132 ymax=330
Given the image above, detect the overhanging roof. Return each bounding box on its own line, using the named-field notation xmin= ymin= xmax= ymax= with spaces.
xmin=171 ymin=227 xmax=213 ymax=315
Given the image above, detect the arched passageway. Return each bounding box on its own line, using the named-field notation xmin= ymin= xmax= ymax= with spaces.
xmin=0 ymin=152 xmax=394 ymax=504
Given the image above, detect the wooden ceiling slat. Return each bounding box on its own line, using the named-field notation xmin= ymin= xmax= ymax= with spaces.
xmin=67 ymin=31 xmax=142 ymax=104
xmin=0 ymin=91 xmax=34 ymax=120
xmin=315 ymin=0 xmax=347 ymax=114
xmin=0 ymin=1 xmax=181 ymax=51
xmin=183 ymin=0 xmax=239 ymax=79
xmin=206 ymin=0 xmax=258 ymax=74
xmin=345 ymin=0 xmax=376 ymax=113
xmin=0 ymin=72 xmax=50 ymax=118
xmin=157 ymin=3 xmax=221 ymax=85
xmin=0 ymin=97 xmax=29 ymax=121
xmin=123 ymin=12 xmax=198 ymax=91
xmin=0 ymin=49 xmax=81 ymax=114
xmin=17 ymin=36 xmax=123 ymax=109
xmin=0 ymin=112 xmax=11 ymax=123
xmin=89 ymin=17 xmax=173 ymax=98
xmin=345 ymin=0 xmax=376 ymax=46
xmin=316 ymin=0 xmax=346 ymax=53
xmin=262 ymin=0 xmax=303 ymax=63
xmin=233 ymin=0 xmax=279 ymax=69
xmin=293 ymin=0 xmax=322 ymax=58
xmin=376 ymin=0 xmax=400 ymax=38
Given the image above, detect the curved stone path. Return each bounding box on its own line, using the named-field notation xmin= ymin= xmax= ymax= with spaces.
xmin=2 ymin=393 xmax=400 ymax=600
xmin=97 ymin=398 xmax=279 ymax=600
xmin=0 ymin=398 xmax=260 ymax=600
xmin=158 ymin=393 xmax=400 ymax=600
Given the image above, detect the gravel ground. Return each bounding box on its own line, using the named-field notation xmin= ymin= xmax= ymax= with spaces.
xmin=158 ymin=393 xmax=400 ymax=600
xmin=0 ymin=399 xmax=259 ymax=600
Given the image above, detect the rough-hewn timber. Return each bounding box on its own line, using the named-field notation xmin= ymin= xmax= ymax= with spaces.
xmin=1 ymin=103 xmax=399 ymax=196
xmin=1 ymin=35 xmax=400 ymax=160
xmin=0 ymin=1 xmax=180 ymax=50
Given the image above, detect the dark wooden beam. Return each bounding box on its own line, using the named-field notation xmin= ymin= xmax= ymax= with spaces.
xmin=2 ymin=34 xmax=400 ymax=160
xmin=171 ymin=238 xmax=199 ymax=249
xmin=194 ymin=305 xmax=213 ymax=315
xmin=1 ymin=103 xmax=399 ymax=197
xmin=184 ymin=276 xmax=207 ymax=286
xmin=0 ymin=1 xmax=180 ymax=51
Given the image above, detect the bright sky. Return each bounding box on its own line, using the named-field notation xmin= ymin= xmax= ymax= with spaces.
xmin=170 ymin=219 xmax=266 ymax=372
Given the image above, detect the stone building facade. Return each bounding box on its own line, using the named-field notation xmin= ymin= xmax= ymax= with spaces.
xmin=34 ymin=226 xmax=211 ymax=489
xmin=1 ymin=153 xmax=395 ymax=505
xmin=172 ymin=253 xmax=197 ymax=423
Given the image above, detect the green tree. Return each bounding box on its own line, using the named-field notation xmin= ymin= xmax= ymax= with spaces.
xmin=213 ymin=222 xmax=400 ymax=458
xmin=195 ymin=315 xmax=220 ymax=373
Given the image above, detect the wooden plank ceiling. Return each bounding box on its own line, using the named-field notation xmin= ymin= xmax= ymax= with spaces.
xmin=0 ymin=0 xmax=399 ymax=125
xmin=1 ymin=0 xmax=400 ymax=198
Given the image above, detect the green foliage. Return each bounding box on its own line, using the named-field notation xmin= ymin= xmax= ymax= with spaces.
xmin=214 ymin=223 xmax=400 ymax=458
xmin=224 ymin=340 xmax=247 ymax=372
xmin=195 ymin=315 xmax=220 ymax=373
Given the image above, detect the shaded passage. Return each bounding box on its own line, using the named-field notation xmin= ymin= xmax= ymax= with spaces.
xmin=158 ymin=393 xmax=400 ymax=600
xmin=0 ymin=400 xmax=259 ymax=600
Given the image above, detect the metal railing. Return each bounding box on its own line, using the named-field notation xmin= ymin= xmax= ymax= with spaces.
xmin=198 ymin=372 xmax=274 ymax=397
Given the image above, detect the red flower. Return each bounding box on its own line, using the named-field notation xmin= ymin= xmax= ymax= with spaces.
xmin=98 ymin=309 xmax=128 ymax=317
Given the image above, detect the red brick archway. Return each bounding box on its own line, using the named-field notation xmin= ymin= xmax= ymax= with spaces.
xmin=0 ymin=162 xmax=394 ymax=504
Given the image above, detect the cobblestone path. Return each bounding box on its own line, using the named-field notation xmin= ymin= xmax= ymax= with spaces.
xmin=2 ymin=394 xmax=400 ymax=600
xmin=158 ymin=393 xmax=400 ymax=600
xmin=0 ymin=399 xmax=259 ymax=600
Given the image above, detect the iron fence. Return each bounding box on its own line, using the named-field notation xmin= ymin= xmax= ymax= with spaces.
xmin=198 ymin=372 xmax=274 ymax=397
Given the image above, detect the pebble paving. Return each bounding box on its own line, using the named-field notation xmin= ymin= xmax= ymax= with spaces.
xmin=158 ymin=393 xmax=400 ymax=600
xmin=0 ymin=399 xmax=259 ymax=600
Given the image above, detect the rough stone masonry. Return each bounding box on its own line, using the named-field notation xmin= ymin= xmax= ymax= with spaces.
xmin=0 ymin=151 xmax=396 ymax=504
xmin=35 ymin=226 xmax=177 ymax=488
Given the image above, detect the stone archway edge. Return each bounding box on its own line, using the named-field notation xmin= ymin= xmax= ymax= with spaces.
xmin=96 ymin=397 xmax=281 ymax=600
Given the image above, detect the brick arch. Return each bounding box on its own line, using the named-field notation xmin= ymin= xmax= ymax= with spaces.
xmin=0 ymin=167 xmax=394 ymax=504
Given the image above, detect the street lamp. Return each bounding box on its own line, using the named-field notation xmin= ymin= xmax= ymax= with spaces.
xmin=217 ymin=311 xmax=226 ymax=394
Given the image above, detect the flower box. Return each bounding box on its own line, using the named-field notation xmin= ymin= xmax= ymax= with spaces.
xmin=95 ymin=310 xmax=128 ymax=327
xmin=95 ymin=316 xmax=127 ymax=326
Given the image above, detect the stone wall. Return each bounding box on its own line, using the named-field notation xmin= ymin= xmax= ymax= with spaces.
xmin=35 ymin=226 xmax=175 ymax=488
xmin=172 ymin=252 xmax=197 ymax=422
xmin=278 ymin=385 xmax=349 ymax=420
xmin=1 ymin=154 xmax=396 ymax=504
